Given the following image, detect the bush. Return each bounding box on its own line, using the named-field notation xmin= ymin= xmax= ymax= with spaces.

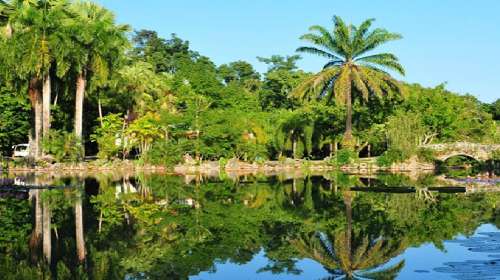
xmin=141 ymin=141 xmax=185 ymax=166
xmin=42 ymin=131 xmax=83 ymax=162
xmin=416 ymin=148 xmax=436 ymax=163
xmin=329 ymin=149 xmax=357 ymax=166
xmin=377 ymin=148 xmax=408 ymax=167
xmin=90 ymin=114 xmax=125 ymax=161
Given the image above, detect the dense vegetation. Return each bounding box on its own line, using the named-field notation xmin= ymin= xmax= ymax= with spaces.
xmin=0 ymin=1 xmax=498 ymax=165
xmin=0 ymin=173 xmax=499 ymax=278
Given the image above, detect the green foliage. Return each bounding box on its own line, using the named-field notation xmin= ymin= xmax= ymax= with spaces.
xmin=385 ymin=110 xmax=430 ymax=155
xmin=90 ymin=113 xmax=124 ymax=160
xmin=291 ymin=16 xmax=405 ymax=145
xmin=142 ymin=141 xmax=184 ymax=166
xmin=0 ymin=88 xmax=30 ymax=155
xmin=0 ymin=6 xmax=496 ymax=166
xmin=377 ymin=148 xmax=409 ymax=166
xmin=42 ymin=130 xmax=83 ymax=162
xmin=333 ymin=149 xmax=358 ymax=166
xmin=126 ymin=112 xmax=164 ymax=154
xmin=416 ymin=148 xmax=436 ymax=163
xmin=399 ymin=84 xmax=498 ymax=143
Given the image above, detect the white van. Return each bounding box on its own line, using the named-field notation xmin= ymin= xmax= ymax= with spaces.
xmin=12 ymin=144 xmax=30 ymax=158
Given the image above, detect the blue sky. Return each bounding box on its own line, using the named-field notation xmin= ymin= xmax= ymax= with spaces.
xmin=96 ymin=0 xmax=499 ymax=103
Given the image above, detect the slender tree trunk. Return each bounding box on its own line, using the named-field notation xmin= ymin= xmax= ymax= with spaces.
xmin=5 ymin=22 xmax=12 ymax=38
xmin=29 ymin=190 xmax=42 ymax=262
xmin=292 ymin=133 xmax=297 ymax=159
xmin=42 ymin=73 xmax=51 ymax=139
xmin=98 ymin=95 xmax=104 ymax=128
xmin=98 ymin=210 xmax=103 ymax=233
xmin=75 ymin=193 xmax=86 ymax=263
xmin=343 ymin=90 xmax=353 ymax=147
xmin=29 ymin=78 xmax=43 ymax=159
xmin=344 ymin=192 xmax=353 ymax=270
xmin=329 ymin=142 xmax=333 ymax=157
xmin=75 ymin=71 xmax=86 ymax=140
xmin=42 ymin=196 xmax=52 ymax=264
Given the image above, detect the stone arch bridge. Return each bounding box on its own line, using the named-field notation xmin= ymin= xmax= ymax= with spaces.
xmin=420 ymin=142 xmax=500 ymax=161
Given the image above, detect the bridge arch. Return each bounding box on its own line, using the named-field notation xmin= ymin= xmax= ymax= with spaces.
xmin=421 ymin=142 xmax=500 ymax=162
xmin=438 ymin=153 xmax=481 ymax=162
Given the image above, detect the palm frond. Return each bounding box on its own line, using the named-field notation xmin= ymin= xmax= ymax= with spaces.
xmin=354 ymin=28 xmax=402 ymax=57
xmin=359 ymin=260 xmax=405 ymax=280
xmin=356 ymin=53 xmax=405 ymax=75
xmin=333 ymin=66 xmax=351 ymax=104
xmin=332 ymin=15 xmax=352 ymax=57
xmin=289 ymin=67 xmax=340 ymax=101
xmin=351 ymin=68 xmax=369 ymax=100
xmin=296 ymin=46 xmax=342 ymax=61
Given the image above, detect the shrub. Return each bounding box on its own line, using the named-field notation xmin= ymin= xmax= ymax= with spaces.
xmin=329 ymin=149 xmax=357 ymax=166
xmin=141 ymin=141 xmax=185 ymax=166
xmin=377 ymin=148 xmax=408 ymax=167
xmin=42 ymin=131 xmax=83 ymax=162
xmin=90 ymin=114 xmax=124 ymax=161
xmin=416 ymin=148 xmax=436 ymax=163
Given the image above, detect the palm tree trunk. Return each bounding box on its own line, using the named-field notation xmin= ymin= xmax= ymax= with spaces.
xmin=75 ymin=71 xmax=86 ymax=140
xmin=42 ymin=196 xmax=52 ymax=264
xmin=344 ymin=193 xmax=353 ymax=266
xmin=343 ymin=90 xmax=353 ymax=147
xmin=29 ymin=78 xmax=42 ymax=159
xmin=75 ymin=193 xmax=86 ymax=263
xmin=42 ymin=73 xmax=51 ymax=139
xmin=29 ymin=190 xmax=42 ymax=262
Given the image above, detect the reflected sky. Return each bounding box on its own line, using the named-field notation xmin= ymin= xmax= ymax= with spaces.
xmin=1 ymin=171 xmax=500 ymax=279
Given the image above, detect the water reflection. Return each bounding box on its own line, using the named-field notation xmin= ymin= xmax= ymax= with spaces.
xmin=0 ymin=171 xmax=499 ymax=279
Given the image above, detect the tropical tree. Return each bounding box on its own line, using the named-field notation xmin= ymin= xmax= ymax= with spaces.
xmin=0 ymin=0 xmax=71 ymax=158
xmin=291 ymin=16 xmax=405 ymax=148
xmin=67 ymin=1 xmax=129 ymax=143
xmin=292 ymin=191 xmax=406 ymax=279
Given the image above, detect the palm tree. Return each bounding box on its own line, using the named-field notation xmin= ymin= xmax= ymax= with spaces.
xmin=274 ymin=109 xmax=315 ymax=159
xmin=291 ymin=191 xmax=406 ymax=279
xmin=0 ymin=0 xmax=71 ymax=158
xmin=291 ymin=16 xmax=405 ymax=148
xmin=74 ymin=187 xmax=86 ymax=263
xmin=68 ymin=2 xmax=129 ymax=142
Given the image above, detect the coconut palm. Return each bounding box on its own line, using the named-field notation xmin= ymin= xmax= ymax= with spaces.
xmin=291 ymin=192 xmax=406 ymax=279
xmin=291 ymin=16 xmax=405 ymax=148
xmin=67 ymin=1 xmax=129 ymax=142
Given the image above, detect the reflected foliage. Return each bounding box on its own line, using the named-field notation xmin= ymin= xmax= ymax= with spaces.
xmin=0 ymin=172 xmax=499 ymax=279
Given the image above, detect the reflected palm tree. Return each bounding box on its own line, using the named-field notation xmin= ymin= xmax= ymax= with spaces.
xmin=74 ymin=186 xmax=86 ymax=264
xmin=42 ymin=190 xmax=52 ymax=264
xmin=292 ymin=191 xmax=406 ymax=279
xmin=29 ymin=189 xmax=42 ymax=262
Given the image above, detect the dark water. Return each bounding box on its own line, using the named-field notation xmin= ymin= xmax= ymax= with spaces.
xmin=1 ymin=171 xmax=500 ymax=279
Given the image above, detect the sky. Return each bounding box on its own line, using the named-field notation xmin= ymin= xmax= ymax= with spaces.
xmin=96 ymin=0 xmax=499 ymax=103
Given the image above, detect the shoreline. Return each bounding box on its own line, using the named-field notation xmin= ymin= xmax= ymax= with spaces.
xmin=2 ymin=157 xmax=437 ymax=175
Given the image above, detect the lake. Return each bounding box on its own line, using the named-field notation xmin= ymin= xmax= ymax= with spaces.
xmin=1 ymin=171 xmax=500 ymax=279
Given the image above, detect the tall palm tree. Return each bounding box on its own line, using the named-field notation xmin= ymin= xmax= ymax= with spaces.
xmin=291 ymin=16 xmax=405 ymax=148
xmin=0 ymin=0 xmax=71 ymax=158
xmin=68 ymin=2 xmax=129 ymax=142
xmin=292 ymin=191 xmax=407 ymax=279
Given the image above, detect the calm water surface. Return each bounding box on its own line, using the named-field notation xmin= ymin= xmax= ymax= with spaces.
xmin=1 ymin=171 xmax=500 ymax=279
